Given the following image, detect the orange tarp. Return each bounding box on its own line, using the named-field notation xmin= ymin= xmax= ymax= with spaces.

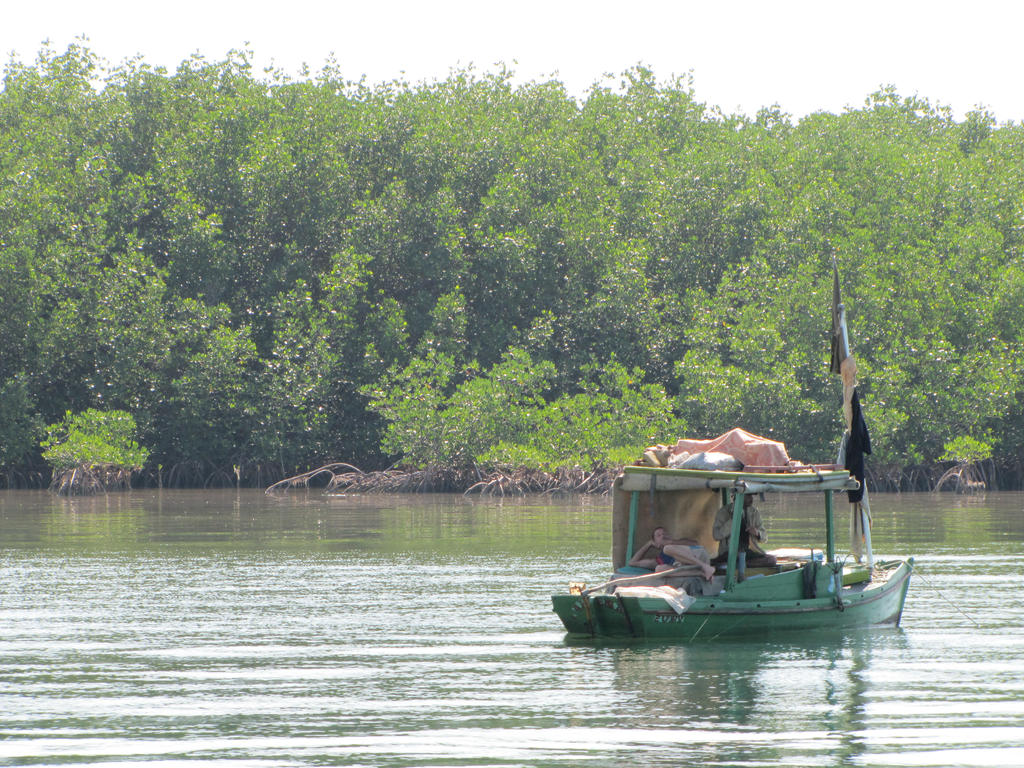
xmin=670 ymin=428 xmax=792 ymax=469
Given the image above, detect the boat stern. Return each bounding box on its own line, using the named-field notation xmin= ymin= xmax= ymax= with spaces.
xmin=551 ymin=592 xmax=594 ymax=636
xmin=552 ymin=585 xmax=640 ymax=638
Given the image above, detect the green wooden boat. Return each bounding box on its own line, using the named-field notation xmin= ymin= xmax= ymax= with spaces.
xmin=551 ymin=466 xmax=913 ymax=640
xmin=554 ymin=263 xmax=913 ymax=640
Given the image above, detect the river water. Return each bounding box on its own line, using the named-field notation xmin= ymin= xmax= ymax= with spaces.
xmin=1 ymin=488 xmax=1022 ymax=767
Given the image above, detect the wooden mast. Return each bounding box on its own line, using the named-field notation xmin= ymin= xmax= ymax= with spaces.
xmin=831 ymin=257 xmax=874 ymax=567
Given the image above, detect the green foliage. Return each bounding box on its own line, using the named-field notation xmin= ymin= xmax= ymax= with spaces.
xmin=367 ymin=349 xmax=682 ymax=471
xmin=4 ymin=43 xmax=1024 ymax=485
xmin=480 ymin=361 xmax=684 ymax=471
xmin=40 ymin=409 xmax=149 ymax=471
xmin=169 ymin=324 xmax=259 ymax=467
xmin=0 ymin=375 xmax=42 ymax=466
xmin=940 ymin=436 xmax=993 ymax=465
xmin=364 ymin=347 xmax=552 ymax=468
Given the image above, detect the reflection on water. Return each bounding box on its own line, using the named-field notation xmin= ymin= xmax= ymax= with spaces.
xmin=601 ymin=632 xmax=886 ymax=764
xmin=1 ymin=489 xmax=1023 ymax=766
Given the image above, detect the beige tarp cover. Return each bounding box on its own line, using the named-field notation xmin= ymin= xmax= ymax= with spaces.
xmin=671 ymin=428 xmax=791 ymax=468
xmin=612 ymin=482 xmax=722 ymax=568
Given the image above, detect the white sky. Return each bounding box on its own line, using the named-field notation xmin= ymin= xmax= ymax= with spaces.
xmin=3 ymin=0 xmax=1022 ymax=122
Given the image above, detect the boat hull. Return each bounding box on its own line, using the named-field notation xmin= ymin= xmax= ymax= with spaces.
xmin=552 ymin=559 xmax=912 ymax=641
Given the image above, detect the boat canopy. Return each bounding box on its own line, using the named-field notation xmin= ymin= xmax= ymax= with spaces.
xmin=611 ymin=467 xmax=858 ymax=571
xmin=614 ymin=430 xmax=860 ymax=581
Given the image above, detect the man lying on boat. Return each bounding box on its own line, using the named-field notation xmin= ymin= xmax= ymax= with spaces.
xmin=627 ymin=526 xmax=716 ymax=581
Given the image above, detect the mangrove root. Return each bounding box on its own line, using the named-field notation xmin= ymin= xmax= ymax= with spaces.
xmin=49 ymin=463 xmax=139 ymax=496
xmin=266 ymin=464 xmax=620 ymax=495
xmin=265 ymin=463 xmax=366 ymax=494
xmin=933 ymin=462 xmax=988 ymax=494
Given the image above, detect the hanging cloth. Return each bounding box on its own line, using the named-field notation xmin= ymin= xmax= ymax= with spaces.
xmin=845 ymin=389 xmax=871 ymax=503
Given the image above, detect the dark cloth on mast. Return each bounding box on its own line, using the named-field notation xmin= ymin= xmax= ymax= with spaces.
xmin=829 ymin=325 xmax=844 ymax=374
xmin=845 ymin=389 xmax=871 ymax=503
xmin=829 ymin=261 xmax=845 ymax=374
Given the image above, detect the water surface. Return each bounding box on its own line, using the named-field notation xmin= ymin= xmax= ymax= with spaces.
xmin=1 ymin=489 xmax=1022 ymax=766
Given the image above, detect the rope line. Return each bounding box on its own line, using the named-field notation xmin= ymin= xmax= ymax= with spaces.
xmin=907 ymin=561 xmax=980 ymax=628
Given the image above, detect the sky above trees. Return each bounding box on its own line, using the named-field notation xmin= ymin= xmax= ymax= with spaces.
xmin=4 ymin=1 xmax=1024 ymax=123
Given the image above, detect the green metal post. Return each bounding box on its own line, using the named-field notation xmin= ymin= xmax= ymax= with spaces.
xmin=825 ymin=489 xmax=835 ymax=563
xmin=627 ymin=491 xmax=639 ymax=562
xmin=725 ymin=491 xmax=745 ymax=590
